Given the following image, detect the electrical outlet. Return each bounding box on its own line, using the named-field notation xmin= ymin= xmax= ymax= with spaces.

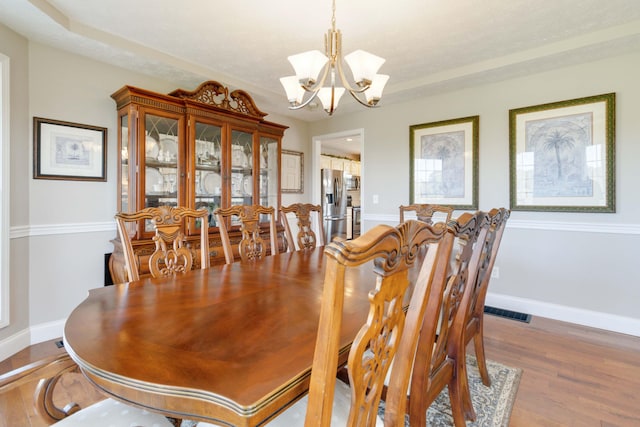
xmin=491 ymin=267 xmax=500 ymax=279
xmin=372 ymin=194 xmax=379 ymax=204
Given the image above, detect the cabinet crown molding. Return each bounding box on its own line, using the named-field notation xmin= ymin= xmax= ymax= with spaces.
xmin=169 ymin=80 xmax=267 ymax=119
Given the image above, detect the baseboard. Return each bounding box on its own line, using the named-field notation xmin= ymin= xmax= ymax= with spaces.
xmin=486 ymin=292 xmax=640 ymax=337
xmin=0 ymin=319 xmax=64 ymax=362
xmin=30 ymin=319 xmax=65 ymax=343
xmin=0 ymin=328 xmax=30 ymax=362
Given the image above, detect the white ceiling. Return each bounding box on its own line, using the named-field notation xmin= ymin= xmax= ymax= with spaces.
xmin=2 ymin=0 xmax=640 ymax=126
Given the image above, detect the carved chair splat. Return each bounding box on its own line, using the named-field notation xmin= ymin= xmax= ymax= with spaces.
xmin=214 ymin=204 xmax=279 ymax=264
xmin=399 ymin=204 xmax=454 ymax=225
xmin=280 ymin=203 xmax=325 ymax=251
xmin=115 ymin=205 xmax=210 ymax=282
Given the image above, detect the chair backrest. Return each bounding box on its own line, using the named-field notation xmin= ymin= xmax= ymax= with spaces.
xmin=214 ymin=204 xmax=278 ymax=264
xmin=399 ymin=204 xmax=454 ymax=225
xmin=115 ymin=206 xmax=210 ymax=282
xmin=465 ymin=208 xmax=510 ymax=336
xmin=304 ymin=219 xmax=452 ymax=426
xmin=280 ymin=203 xmax=325 ymax=251
xmin=385 ymin=211 xmax=491 ymax=426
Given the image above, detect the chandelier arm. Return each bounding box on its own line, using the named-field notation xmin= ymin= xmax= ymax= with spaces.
xmin=301 ymin=63 xmax=331 ymax=93
xmin=288 ymin=90 xmax=321 ymax=110
xmin=327 ymin=86 xmax=337 ymax=115
xmin=335 ymin=57 xmax=370 ymax=93
xmin=347 ymin=89 xmax=377 ymax=108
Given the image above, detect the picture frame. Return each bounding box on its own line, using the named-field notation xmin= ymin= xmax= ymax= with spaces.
xmin=281 ymin=149 xmax=304 ymax=193
xmin=409 ymin=115 xmax=479 ymax=209
xmin=509 ymin=93 xmax=615 ymax=212
xmin=34 ymin=117 xmax=107 ymax=181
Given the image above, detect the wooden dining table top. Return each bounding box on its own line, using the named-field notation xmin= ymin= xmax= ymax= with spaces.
xmin=63 ymin=246 xmax=390 ymax=426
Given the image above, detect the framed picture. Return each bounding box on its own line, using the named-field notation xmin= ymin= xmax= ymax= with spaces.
xmin=34 ymin=117 xmax=107 ymax=181
xmin=409 ymin=115 xmax=479 ymax=209
xmin=509 ymin=93 xmax=615 ymax=212
xmin=281 ymin=149 xmax=303 ymax=193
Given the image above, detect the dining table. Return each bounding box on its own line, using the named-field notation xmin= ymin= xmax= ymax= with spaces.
xmin=63 ymin=246 xmax=408 ymax=427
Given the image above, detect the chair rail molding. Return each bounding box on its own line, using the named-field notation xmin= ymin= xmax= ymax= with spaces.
xmin=363 ymin=213 xmax=640 ymax=235
xmin=10 ymin=221 xmax=116 ymax=238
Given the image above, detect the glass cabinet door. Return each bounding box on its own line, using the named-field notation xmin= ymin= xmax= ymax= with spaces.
xmin=260 ymin=135 xmax=279 ymax=210
xmin=143 ymin=113 xmax=179 ymax=231
xmin=119 ymin=114 xmax=130 ymax=213
xmin=193 ymin=121 xmax=222 ymax=228
xmin=231 ymin=129 xmax=254 ymax=210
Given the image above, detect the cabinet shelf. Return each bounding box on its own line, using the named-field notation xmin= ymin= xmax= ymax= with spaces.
xmin=146 ymin=159 xmax=178 ymax=169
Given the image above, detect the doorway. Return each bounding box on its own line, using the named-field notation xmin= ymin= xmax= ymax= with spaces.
xmin=312 ymin=129 xmax=364 ymax=241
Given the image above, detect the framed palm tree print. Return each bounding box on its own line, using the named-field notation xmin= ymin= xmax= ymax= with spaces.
xmin=409 ymin=115 xmax=479 ymax=209
xmin=509 ymin=93 xmax=615 ymax=212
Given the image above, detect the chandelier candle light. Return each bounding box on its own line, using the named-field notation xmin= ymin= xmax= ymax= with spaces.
xmin=280 ymin=0 xmax=389 ymax=115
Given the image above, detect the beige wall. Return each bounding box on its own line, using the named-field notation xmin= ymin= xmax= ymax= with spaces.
xmin=309 ymin=51 xmax=640 ymax=334
xmin=0 ymin=23 xmax=30 ymax=345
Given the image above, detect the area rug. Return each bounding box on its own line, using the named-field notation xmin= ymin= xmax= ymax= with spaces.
xmin=378 ymin=356 xmax=522 ymax=426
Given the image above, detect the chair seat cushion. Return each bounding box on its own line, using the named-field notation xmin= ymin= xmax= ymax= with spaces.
xmin=53 ymin=398 xmax=174 ymax=426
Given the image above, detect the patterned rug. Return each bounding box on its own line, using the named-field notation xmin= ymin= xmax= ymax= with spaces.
xmin=378 ymin=356 xmax=522 ymax=426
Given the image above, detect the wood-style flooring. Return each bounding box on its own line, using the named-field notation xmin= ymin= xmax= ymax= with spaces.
xmin=1 ymin=314 xmax=639 ymax=426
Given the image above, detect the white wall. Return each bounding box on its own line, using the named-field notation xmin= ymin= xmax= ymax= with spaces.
xmin=309 ymin=51 xmax=640 ymax=335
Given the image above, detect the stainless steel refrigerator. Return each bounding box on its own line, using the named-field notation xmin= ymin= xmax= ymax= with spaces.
xmin=321 ymin=169 xmax=347 ymax=243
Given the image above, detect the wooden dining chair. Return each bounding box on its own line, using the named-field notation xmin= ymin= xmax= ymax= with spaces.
xmin=463 ymin=207 xmax=510 ymax=387
xmin=115 ymin=205 xmax=210 ymax=282
xmin=280 ymin=203 xmax=325 ymax=251
xmin=0 ymin=352 xmax=174 ymax=426
xmin=384 ymin=211 xmax=491 ymax=427
xmin=399 ymin=203 xmax=454 ymax=225
xmin=214 ymin=204 xmax=278 ymax=264
xmin=257 ymin=219 xmax=453 ymax=427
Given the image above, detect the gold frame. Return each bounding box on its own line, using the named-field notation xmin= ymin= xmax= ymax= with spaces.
xmin=409 ymin=116 xmax=479 ymax=209
xmin=281 ymin=150 xmax=304 ymax=193
xmin=509 ymin=93 xmax=615 ymax=212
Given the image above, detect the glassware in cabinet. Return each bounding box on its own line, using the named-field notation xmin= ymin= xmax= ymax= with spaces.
xmin=231 ymin=129 xmax=254 ymax=206
xmin=142 ymin=113 xmax=180 ymax=232
xmin=192 ymin=121 xmax=222 ymax=229
xmin=260 ymin=135 xmax=279 ymax=210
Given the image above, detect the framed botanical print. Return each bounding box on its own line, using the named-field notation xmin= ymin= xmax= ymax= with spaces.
xmin=34 ymin=117 xmax=107 ymax=181
xmin=509 ymin=93 xmax=615 ymax=212
xmin=410 ymin=115 xmax=479 ymax=209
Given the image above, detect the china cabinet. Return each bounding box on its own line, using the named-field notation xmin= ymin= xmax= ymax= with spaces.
xmin=109 ymin=81 xmax=288 ymax=283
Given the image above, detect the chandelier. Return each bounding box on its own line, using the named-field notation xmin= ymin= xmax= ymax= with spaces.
xmin=280 ymin=0 xmax=389 ymax=115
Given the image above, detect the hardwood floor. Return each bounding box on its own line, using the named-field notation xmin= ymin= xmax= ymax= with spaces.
xmin=1 ymin=314 xmax=639 ymax=426
xmin=483 ymin=315 xmax=640 ymax=426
